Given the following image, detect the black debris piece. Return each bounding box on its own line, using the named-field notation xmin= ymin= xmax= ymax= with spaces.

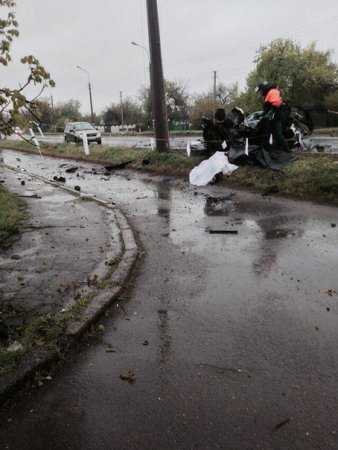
xmin=104 ymin=160 xmax=132 ymax=171
xmin=21 ymin=180 xmax=25 ymax=186
xmin=206 ymin=194 xmax=235 ymax=204
xmin=74 ymin=185 xmax=81 ymax=192
xmin=208 ymin=229 xmax=238 ymax=234
xmin=272 ymin=418 xmax=290 ymax=432
xmin=18 ymin=193 xmax=41 ymax=199
xmin=53 ymin=176 xmax=66 ymax=183
xmin=65 ymin=167 xmax=79 ymax=173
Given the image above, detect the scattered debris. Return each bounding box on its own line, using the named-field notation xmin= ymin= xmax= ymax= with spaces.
xmin=136 ymin=195 xmax=148 ymax=200
xmin=105 ymin=347 xmax=117 ymax=353
xmin=18 ymin=193 xmax=41 ymax=199
xmin=331 ymin=223 xmax=336 ymax=228
xmin=206 ymin=194 xmax=235 ymax=204
xmin=119 ymin=369 xmax=136 ymax=384
xmin=21 ymin=180 xmax=25 ymax=186
xmin=11 ymin=255 xmax=21 ymax=260
xmin=104 ymin=160 xmax=132 ymax=171
xmin=74 ymin=185 xmax=81 ymax=191
xmin=65 ymin=167 xmax=79 ymax=173
xmin=326 ymin=289 xmax=337 ymax=296
xmin=272 ymin=418 xmax=290 ymax=432
xmin=53 ymin=176 xmax=66 ymax=183
xmin=143 ymin=340 xmax=149 ymax=346
xmin=208 ymin=229 xmax=238 ymax=234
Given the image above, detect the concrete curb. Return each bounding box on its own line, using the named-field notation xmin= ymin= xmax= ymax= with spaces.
xmin=0 ymin=164 xmax=140 ymax=402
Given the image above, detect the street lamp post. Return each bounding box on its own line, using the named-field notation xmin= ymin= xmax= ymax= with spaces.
xmin=132 ymin=41 xmax=154 ymax=134
xmin=131 ymin=41 xmax=151 ymax=89
xmin=76 ymin=65 xmax=94 ymax=124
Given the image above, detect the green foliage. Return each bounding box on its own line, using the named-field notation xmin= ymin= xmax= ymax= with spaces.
xmin=0 ymin=185 xmax=27 ymax=244
xmin=165 ymin=79 xmax=190 ymax=122
xmin=242 ymin=38 xmax=338 ymax=112
xmin=0 ymin=348 xmax=23 ymax=376
xmin=325 ymin=91 xmax=338 ymax=112
xmin=0 ymin=1 xmax=55 ymax=136
xmin=102 ymin=97 xmax=145 ymax=128
xmin=52 ymin=99 xmax=82 ymax=128
xmin=139 ymin=79 xmax=190 ymax=125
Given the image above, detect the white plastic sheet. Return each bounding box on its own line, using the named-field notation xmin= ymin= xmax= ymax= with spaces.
xmin=189 ymin=151 xmax=238 ymax=186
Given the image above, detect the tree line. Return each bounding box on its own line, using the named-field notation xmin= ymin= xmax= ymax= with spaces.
xmin=31 ymin=38 xmax=338 ymax=131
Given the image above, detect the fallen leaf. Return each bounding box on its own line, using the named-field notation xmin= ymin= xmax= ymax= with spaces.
xmin=119 ymin=369 xmax=136 ymax=384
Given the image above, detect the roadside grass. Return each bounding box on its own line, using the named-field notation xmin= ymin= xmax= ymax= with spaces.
xmin=228 ymin=153 xmax=338 ymax=204
xmin=0 ymin=293 xmax=94 ymax=377
xmin=1 ymin=139 xmax=338 ymax=205
xmin=313 ymin=127 xmax=338 ymax=136
xmin=0 ymin=185 xmax=27 ymax=245
xmin=0 ymin=258 xmax=122 ymax=376
xmin=0 ymin=349 xmax=24 ymax=376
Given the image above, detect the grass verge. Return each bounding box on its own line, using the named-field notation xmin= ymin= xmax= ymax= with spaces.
xmin=0 ymin=185 xmax=27 ymax=245
xmin=1 ymin=139 xmax=338 ymax=205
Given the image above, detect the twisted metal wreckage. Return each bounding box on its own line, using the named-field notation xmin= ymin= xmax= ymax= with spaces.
xmin=201 ymin=105 xmax=313 ymax=171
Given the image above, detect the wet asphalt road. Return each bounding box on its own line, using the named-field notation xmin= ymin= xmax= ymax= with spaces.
xmin=1 ymin=150 xmax=338 ymax=449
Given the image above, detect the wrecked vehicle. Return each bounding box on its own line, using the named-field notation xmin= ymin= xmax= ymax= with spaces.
xmin=188 ymin=104 xmax=313 ymax=180
xmin=202 ymin=104 xmax=313 ymax=157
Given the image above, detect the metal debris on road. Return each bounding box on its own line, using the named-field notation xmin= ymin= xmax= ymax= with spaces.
xmin=208 ymin=229 xmax=238 ymax=234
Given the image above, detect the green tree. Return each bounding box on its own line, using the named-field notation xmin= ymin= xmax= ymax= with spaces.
xmin=165 ymin=80 xmax=190 ymax=122
xmin=139 ymin=79 xmax=190 ymax=125
xmin=242 ymin=38 xmax=338 ymax=112
xmin=0 ymin=1 xmax=55 ymax=135
xmin=52 ymin=99 xmax=82 ymax=129
xmin=102 ymin=98 xmax=144 ymax=129
xmin=325 ymin=91 xmax=338 ymax=112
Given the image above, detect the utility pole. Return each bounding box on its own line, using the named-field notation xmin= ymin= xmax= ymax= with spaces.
xmin=213 ymin=70 xmax=217 ymax=119
xmin=146 ymin=0 xmax=169 ymax=152
xmin=88 ymin=81 xmax=94 ymax=124
xmin=76 ymin=65 xmax=94 ymax=124
xmin=120 ymin=91 xmax=124 ymax=132
xmin=50 ymin=95 xmax=54 ymax=130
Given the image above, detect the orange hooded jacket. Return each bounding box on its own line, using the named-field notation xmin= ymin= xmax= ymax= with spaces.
xmin=264 ymin=88 xmax=282 ymax=107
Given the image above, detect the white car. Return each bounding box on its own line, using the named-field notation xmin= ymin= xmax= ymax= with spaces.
xmin=64 ymin=122 xmax=102 ymax=144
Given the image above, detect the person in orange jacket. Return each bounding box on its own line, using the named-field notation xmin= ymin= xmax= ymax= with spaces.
xmin=255 ymin=80 xmax=289 ymax=152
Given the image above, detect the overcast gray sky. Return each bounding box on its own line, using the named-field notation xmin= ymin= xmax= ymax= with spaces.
xmin=3 ymin=0 xmax=338 ymax=114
